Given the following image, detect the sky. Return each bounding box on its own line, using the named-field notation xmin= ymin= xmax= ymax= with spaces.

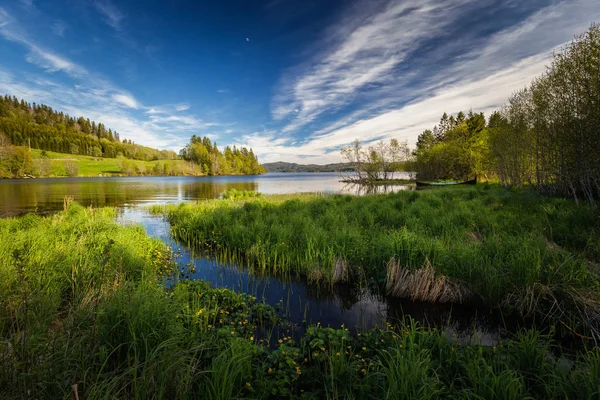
xmin=0 ymin=0 xmax=598 ymax=164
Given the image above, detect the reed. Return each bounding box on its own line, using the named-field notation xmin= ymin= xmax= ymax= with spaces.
xmin=2 ymin=203 xmax=600 ymax=398
xmin=153 ymin=185 xmax=600 ymax=335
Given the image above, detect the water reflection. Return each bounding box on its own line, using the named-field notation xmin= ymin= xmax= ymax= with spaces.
xmin=2 ymin=172 xmax=506 ymax=345
xmin=0 ymin=173 xmax=411 ymax=217
xmin=119 ymin=207 xmax=510 ymax=345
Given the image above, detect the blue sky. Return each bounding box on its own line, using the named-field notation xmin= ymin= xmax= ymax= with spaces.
xmin=0 ymin=0 xmax=598 ymax=163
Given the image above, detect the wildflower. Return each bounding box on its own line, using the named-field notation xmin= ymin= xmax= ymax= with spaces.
xmin=278 ymin=339 xmax=283 ymax=344
xmin=250 ymin=336 xmax=254 ymax=341
xmin=231 ymin=331 xmax=235 ymax=335
xmin=246 ymin=382 xmax=251 ymax=388
xmin=268 ymin=368 xmax=272 ymax=373
xmin=362 ymin=347 xmax=366 ymax=351
xmin=336 ymin=352 xmax=340 ymax=356
xmin=361 ymin=369 xmax=366 ymax=374
xmin=296 ymin=366 xmax=302 ymax=375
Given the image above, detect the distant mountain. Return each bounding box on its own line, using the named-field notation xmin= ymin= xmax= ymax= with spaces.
xmin=262 ymin=161 xmax=355 ymax=173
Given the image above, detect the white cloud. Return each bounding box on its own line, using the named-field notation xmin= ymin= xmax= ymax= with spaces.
xmin=0 ymin=8 xmax=217 ymax=153
xmin=112 ymin=93 xmax=139 ymax=109
xmin=272 ymin=0 xmax=481 ymax=132
xmin=52 ymin=21 xmax=66 ymax=36
xmin=0 ymin=11 xmax=86 ymax=77
xmin=175 ymin=104 xmax=190 ymax=111
xmin=94 ymin=0 xmax=124 ymax=30
xmin=262 ymin=0 xmax=600 ymax=164
xmin=19 ymin=0 xmax=34 ymax=10
xmin=25 ymin=46 xmax=86 ymax=76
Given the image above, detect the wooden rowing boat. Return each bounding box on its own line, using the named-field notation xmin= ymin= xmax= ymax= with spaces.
xmin=415 ymin=178 xmax=477 ymax=188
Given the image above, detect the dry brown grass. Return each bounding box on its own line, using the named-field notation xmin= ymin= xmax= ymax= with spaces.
xmin=332 ymin=258 xmax=349 ymax=283
xmin=385 ymin=258 xmax=471 ymax=303
xmin=504 ymin=283 xmax=600 ymax=342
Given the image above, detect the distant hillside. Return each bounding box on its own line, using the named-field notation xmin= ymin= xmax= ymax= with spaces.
xmin=263 ymin=161 xmax=355 ymax=173
xmin=0 ymin=94 xmax=177 ymax=161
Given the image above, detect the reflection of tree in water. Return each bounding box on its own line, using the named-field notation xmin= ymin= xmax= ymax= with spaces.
xmin=0 ymin=178 xmax=260 ymax=216
xmin=342 ymin=183 xmax=414 ymax=196
xmin=180 ymin=181 xmax=257 ymax=200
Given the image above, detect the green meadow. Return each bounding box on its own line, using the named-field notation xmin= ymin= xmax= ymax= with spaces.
xmin=29 ymin=149 xmax=199 ymax=177
xmin=155 ymin=186 xmax=600 ymax=336
xmin=2 ymin=200 xmax=600 ymax=398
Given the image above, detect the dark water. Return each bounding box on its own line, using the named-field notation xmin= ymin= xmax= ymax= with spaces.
xmin=0 ymin=173 xmax=509 ymax=344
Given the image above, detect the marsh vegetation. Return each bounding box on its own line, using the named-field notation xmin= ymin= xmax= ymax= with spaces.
xmin=156 ymin=186 xmax=600 ymax=339
xmin=1 ymin=199 xmax=600 ymax=398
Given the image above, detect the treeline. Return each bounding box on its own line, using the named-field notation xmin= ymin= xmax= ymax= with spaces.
xmin=263 ymin=162 xmax=356 ymax=173
xmin=414 ymin=24 xmax=600 ymax=203
xmin=180 ymin=135 xmax=265 ymax=175
xmin=0 ymin=96 xmax=177 ymax=161
xmin=413 ymin=111 xmax=489 ymax=181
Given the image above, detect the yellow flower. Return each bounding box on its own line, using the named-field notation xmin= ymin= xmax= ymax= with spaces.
xmin=296 ymin=366 xmax=302 ymax=375
xmin=231 ymin=331 xmax=235 ymax=335
xmin=336 ymin=352 xmax=340 ymax=356
xmin=268 ymin=368 xmax=273 ymax=373
xmin=278 ymin=339 xmax=283 ymax=344
xmin=246 ymin=382 xmax=251 ymax=388
xmin=250 ymin=336 xmax=254 ymax=341
xmin=362 ymin=347 xmax=366 ymax=351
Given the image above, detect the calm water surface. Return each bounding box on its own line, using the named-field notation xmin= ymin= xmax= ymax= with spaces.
xmin=0 ymin=172 xmax=508 ymax=343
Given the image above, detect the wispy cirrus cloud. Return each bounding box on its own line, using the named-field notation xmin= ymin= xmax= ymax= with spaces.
xmin=112 ymin=93 xmax=139 ymax=109
xmin=0 ymin=6 xmax=221 ymax=152
xmin=272 ymin=0 xmax=485 ymax=133
xmin=261 ymin=0 xmax=600 ymax=163
xmin=94 ymin=0 xmax=124 ymax=30
xmin=52 ymin=20 xmax=66 ymax=36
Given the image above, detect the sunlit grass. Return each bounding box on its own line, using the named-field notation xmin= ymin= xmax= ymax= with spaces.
xmin=2 ymin=202 xmax=600 ymax=398
xmin=154 ymin=185 xmax=600 ymax=334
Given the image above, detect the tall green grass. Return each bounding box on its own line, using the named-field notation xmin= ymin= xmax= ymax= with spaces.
xmin=2 ymin=202 xmax=600 ymax=398
xmin=154 ymin=185 xmax=600 ymax=334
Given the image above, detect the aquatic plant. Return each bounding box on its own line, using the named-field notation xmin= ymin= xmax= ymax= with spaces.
xmin=155 ymin=185 xmax=600 ymax=336
xmin=2 ymin=202 xmax=600 ymax=398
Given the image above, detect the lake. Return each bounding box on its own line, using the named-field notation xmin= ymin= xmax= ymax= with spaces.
xmin=0 ymin=172 xmax=413 ymax=216
xmin=0 ymin=172 xmax=508 ymax=344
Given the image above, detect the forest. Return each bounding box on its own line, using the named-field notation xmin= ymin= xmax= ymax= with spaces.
xmin=0 ymin=96 xmax=178 ymax=161
xmin=413 ymin=24 xmax=600 ymax=203
xmin=0 ymin=98 xmax=265 ymax=177
xmin=180 ymin=135 xmax=265 ymax=175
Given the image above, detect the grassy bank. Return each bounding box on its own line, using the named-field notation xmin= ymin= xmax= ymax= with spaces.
xmin=2 ymin=203 xmax=600 ymax=398
xmin=155 ymin=186 xmax=600 ymax=335
xmin=29 ymin=149 xmax=201 ymax=177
